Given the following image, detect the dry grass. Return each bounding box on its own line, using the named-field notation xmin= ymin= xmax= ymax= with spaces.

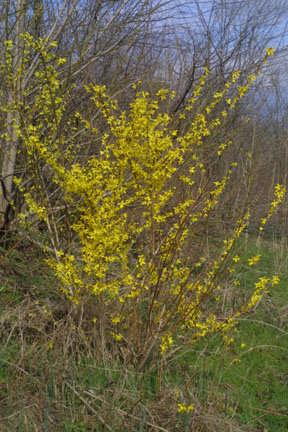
xmin=0 ymin=293 xmax=254 ymax=432
xmin=0 ymin=238 xmax=287 ymax=431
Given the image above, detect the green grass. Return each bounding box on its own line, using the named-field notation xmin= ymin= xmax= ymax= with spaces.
xmin=176 ymin=237 xmax=288 ymax=431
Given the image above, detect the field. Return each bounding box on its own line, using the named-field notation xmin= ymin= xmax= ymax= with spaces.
xmin=0 ymin=236 xmax=287 ymax=431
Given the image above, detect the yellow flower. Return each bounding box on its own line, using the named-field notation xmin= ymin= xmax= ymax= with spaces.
xmin=232 ymin=255 xmax=240 ymax=263
xmin=49 ymin=40 xmax=58 ymax=48
xmin=4 ymin=39 xmax=13 ymax=49
xmin=47 ymin=340 xmax=53 ymax=350
xmin=231 ymin=70 xmax=241 ymax=82
xmin=57 ymin=57 xmax=67 ymax=66
xmin=248 ymin=255 xmax=261 ymax=266
xmin=160 ymin=333 xmax=173 ymax=354
xmin=266 ymin=47 xmax=276 ymax=57
xmin=112 ymin=332 xmax=123 ymax=342
xmin=271 ymin=275 xmax=280 ymax=286
xmin=111 ymin=315 xmax=121 ymax=324
xmin=156 ymin=88 xmax=169 ymax=100
xmin=177 ymin=403 xmax=195 ymax=414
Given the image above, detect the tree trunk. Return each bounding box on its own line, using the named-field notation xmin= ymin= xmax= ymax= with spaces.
xmin=0 ymin=0 xmax=25 ymax=232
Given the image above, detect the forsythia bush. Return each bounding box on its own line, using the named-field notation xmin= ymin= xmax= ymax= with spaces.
xmin=15 ymin=37 xmax=285 ymax=367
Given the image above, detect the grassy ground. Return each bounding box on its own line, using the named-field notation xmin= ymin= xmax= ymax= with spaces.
xmin=0 ymin=237 xmax=287 ymax=431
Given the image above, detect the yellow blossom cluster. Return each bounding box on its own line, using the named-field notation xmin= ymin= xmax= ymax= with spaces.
xmin=248 ymin=255 xmax=261 ymax=266
xmin=259 ymin=184 xmax=286 ymax=231
xmin=18 ymin=37 xmax=285 ymax=362
xmin=160 ymin=333 xmax=174 ymax=353
xmin=177 ymin=403 xmax=195 ymax=414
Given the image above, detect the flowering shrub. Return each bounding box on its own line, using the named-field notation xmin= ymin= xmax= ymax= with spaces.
xmin=15 ymin=37 xmax=285 ymax=368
